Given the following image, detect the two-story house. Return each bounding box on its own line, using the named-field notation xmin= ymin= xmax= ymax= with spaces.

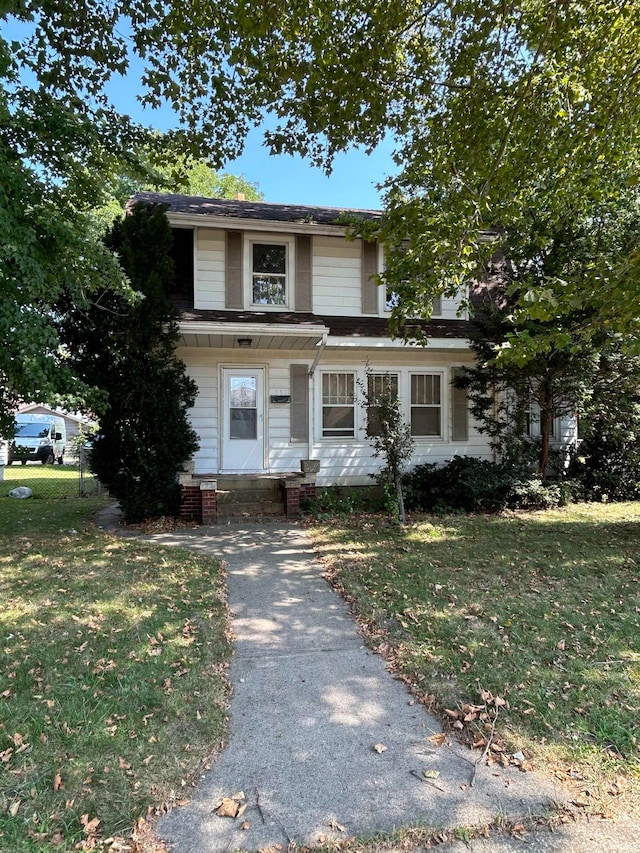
xmin=132 ymin=191 xmax=493 ymax=520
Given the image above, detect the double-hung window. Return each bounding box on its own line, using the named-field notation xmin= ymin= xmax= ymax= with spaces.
xmin=252 ymin=243 xmax=287 ymax=305
xmin=411 ymin=373 xmax=442 ymax=436
xmin=322 ymin=373 xmax=355 ymax=438
xmin=367 ymin=373 xmax=399 ymax=437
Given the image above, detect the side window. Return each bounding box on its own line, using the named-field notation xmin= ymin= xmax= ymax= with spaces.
xmin=410 ymin=374 xmax=442 ymax=436
xmin=252 ymin=243 xmax=287 ymax=305
xmin=322 ymin=373 xmax=356 ymax=438
xmin=384 ymin=287 xmax=442 ymax=316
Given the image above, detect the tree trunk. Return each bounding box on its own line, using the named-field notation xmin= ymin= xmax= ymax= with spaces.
xmin=395 ymin=473 xmax=406 ymax=525
xmin=538 ymin=395 xmax=554 ymax=478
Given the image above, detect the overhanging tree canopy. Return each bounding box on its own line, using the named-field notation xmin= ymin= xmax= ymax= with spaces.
xmin=3 ymin=0 xmax=640 ymax=428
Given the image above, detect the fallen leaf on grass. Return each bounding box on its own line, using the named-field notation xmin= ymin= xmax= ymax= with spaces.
xmin=53 ymin=772 xmax=63 ymax=791
xmin=328 ymin=819 xmax=345 ymax=832
xmin=9 ymin=799 xmax=21 ymax=816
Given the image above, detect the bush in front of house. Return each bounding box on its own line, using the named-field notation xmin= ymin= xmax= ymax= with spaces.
xmin=568 ymin=434 xmax=640 ymax=502
xmin=403 ymin=455 xmax=573 ymax=513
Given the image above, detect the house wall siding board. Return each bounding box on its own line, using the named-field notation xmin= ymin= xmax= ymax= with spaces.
xmin=361 ymin=240 xmax=379 ymax=315
xmin=312 ymin=237 xmax=362 ymax=315
xmin=194 ymin=229 xmax=226 ymax=310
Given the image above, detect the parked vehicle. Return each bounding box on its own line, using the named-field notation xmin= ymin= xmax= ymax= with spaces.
xmin=8 ymin=414 xmax=67 ymax=465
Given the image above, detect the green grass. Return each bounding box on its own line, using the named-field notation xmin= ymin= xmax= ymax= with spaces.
xmin=1 ymin=464 xmax=85 ymax=500
xmin=312 ymin=503 xmax=640 ymax=815
xmin=0 ymin=493 xmax=231 ymax=851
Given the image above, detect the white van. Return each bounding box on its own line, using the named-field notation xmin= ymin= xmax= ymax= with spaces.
xmin=8 ymin=414 xmax=67 ymax=465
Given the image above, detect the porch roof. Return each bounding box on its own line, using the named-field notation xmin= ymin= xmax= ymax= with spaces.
xmin=177 ymin=308 xmax=472 ymax=351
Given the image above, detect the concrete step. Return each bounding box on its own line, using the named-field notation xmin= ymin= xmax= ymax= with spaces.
xmin=217 ymin=500 xmax=285 ymax=518
xmin=216 ymin=488 xmax=283 ymax=505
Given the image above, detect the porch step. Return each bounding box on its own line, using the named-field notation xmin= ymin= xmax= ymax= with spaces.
xmin=210 ymin=475 xmax=292 ymax=519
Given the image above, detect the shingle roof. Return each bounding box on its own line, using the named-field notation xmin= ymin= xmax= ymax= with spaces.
xmin=176 ymin=306 xmax=471 ymax=340
xmin=130 ymin=192 xmax=381 ymax=226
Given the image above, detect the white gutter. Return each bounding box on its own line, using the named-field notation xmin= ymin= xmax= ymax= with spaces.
xmin=168 ymin=212 xmax=354 ymax=238
xmin=178 ymin=320 xmax=329 ymax=339
xmin=327 ymin=336 xmax=472 ymax=350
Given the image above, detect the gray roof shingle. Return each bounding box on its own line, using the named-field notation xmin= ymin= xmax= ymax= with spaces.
xmin=130 ymin=192 xmax=381 ymax=226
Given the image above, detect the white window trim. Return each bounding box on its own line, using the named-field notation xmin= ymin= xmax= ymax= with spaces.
xmin=243 ymin=232 xmax=296 ymax=311
xmin=319 ymin=369 xmax=358 ymax=440
xmin=409 ymin=370 xmax=446 ymax=441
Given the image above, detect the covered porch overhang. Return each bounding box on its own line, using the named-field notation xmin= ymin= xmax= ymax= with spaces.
xmin=178 ymin=320 xmax=330 ymax=351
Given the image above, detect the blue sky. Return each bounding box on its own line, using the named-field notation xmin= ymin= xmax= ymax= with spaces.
xmin=5 ymin=14 xmax=395 ymax=209
xmin=106 ymin=75 xmax=396 ymax=210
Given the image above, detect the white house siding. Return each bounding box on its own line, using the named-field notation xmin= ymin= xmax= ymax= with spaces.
xmin=177 ymin=348 xmax=220 ymax=471
xmin=194 ymin=228 xmax=226 ymax=310
xmin=178 ymin=343 xmax=492 ymax=485
xmin=312 ymin=236 xmax=362 ymax=315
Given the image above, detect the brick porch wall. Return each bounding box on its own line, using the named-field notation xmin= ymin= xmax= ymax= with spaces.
xmin=180 ymin=485 xmax=201 ymax=521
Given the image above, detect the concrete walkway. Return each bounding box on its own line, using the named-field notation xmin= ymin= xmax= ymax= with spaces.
xmin=103 ymin=519 xmax=569 ymax=852
xmin=96 ymin=512 xmax=640 ymax=852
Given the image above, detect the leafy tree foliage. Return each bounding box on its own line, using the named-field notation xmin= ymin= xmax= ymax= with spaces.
xmin=59 ymin=204 xmax=199 ymax=522
xmin=3 ymin=0 xmax=640 ymax=425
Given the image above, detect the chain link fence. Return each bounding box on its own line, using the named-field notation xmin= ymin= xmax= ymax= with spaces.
xmin=0 ymin=446 xmax=103 ymax=499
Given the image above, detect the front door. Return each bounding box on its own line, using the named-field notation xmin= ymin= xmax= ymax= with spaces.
xmin=221 ymin=368 xmax=265 ymax=471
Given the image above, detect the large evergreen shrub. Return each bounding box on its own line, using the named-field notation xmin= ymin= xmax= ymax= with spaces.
xmin=60 ymin=203 xmax=199 ymax=522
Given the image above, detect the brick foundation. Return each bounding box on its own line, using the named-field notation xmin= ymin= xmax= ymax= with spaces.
xmin=180 ymin=485 xmax=201 ymax=521
xmin=300 ymin=482 xmax=317 ymax=502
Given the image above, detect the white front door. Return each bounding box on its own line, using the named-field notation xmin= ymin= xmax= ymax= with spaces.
xmin=221 ymin=368 xmax=265 ymax=471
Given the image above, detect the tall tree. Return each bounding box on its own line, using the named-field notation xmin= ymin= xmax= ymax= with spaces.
xmin=3 ymin=1 xmax=640 ymax=424
xmin=59 ymin=204 xmax=199 ymax=522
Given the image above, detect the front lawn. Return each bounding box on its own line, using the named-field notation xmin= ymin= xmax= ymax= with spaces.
xmin=312 ymin=503 xmax=640 ymax=817
xmin=0 ymin=495 xmax=231 ymax=852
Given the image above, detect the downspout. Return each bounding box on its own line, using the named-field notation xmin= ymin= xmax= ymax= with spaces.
xmin=308 ymin=333 xmax=328 ymax=378
xmin=307 ymin=334 xmax=328 ymax=460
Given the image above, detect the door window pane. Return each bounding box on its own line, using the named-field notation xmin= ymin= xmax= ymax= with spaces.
xmin=230 ymin=408 xmax=257 ymax=439
xmin=229 ymin=376 xmax=258 ymax=439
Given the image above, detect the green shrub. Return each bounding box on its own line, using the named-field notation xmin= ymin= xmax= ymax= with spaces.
xmin=568 ymin=435 xmax=640 ymax=502
xmin=403 ymin=456 xmax=576 ymax=513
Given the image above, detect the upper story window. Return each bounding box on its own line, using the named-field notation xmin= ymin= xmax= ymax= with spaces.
xmin=252 ymin=243 xmax=287 ymax=305
xmin=384 ymin=286 xmax=442 ymax=316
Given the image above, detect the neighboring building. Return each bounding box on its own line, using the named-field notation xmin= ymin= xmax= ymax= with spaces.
xmin=130 ymin=192 xmax=572 ymax=518
xmin=17 ymin=404 xmax=96 ymax=454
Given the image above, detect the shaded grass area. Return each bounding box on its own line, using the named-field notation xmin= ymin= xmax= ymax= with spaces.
xmin=312 ymin=503 xmax=640 ymax=815
xmin=0 ymin=496 xmax=231 ymax=851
